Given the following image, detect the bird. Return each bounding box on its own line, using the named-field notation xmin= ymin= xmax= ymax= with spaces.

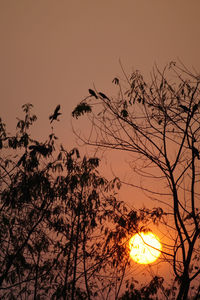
xmin=192 ymin=145 xmax=200 ymax=159
xmin=99 ymin=92 xmax=110 ymax=101
xmin=121 ymin=109 xmax=128 ymax=118
xmin=191 ymin=103 xmax=199 ymax=118
xmin=89 ymin=89 xmax=98 ymax=99
xmin=180 ymin=105 xmax=190 ymax=112
xmin=49 ymin=105 xmax=61 ymax=123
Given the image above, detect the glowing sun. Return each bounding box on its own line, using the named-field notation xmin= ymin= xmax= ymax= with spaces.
xmin=129 ymin=232 xmax=162 ymax=264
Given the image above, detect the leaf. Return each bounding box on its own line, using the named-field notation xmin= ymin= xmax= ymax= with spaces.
xmin=75 ymin=148 xmax=80 ymax=158
xmin=20 ymin=133 xmax=29 ymax=147
xmin=72 ymin=102 xmax=92 ymax=119
xmin=8 ymin=137 xmax=18 ymax=149
xmin=22 ymin=103 xmax=33 ymax=113
xmin=57 ymin=152 xmax=62 ymax=161
xmin=88 ymin=157 xmax=99 ymax=167
xmin=112 ymin=77 xmax=119 ymax=85
xmin=16 ymin=119 xmax=25 ymax=131
xmin=118 ymin=216 xmax=126 ymax=228
xmin=91 ymin=218 xmax=97 ymax=228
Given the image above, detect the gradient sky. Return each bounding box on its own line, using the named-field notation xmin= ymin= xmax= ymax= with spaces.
xmin=1 ymin=1 xmax=200 ymax=286
xmin=1 ymin=0 xmax=200 ymax=206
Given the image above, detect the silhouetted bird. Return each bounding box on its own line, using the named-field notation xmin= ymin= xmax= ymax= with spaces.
xmin=99 ymin=92 xmax=110 ymax=101
xmin=191 ymin=103 xmax=199 ymax=118
xmin=49 ymin=105 xmax=61 ymax=123
xmin=192 ymin=146 xmax=200 ymax=159
xmin=89 ymin=89 xmax=98 ymax=99
xmin=180 ymin=105 xmax=190 ymax=112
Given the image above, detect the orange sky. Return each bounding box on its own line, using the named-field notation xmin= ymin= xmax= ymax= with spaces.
xmin=1 ymin=0 xmax=200 ymax=286
xmin=1 ymin=0 xmax=200 ymax=199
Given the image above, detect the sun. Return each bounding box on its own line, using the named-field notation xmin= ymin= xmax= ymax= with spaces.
xmin=129 ymin=232 xmax=162 ymax=264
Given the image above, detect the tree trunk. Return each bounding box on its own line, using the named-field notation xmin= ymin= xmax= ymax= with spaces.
xmin=176 ymin=273 xmax=190 ymax=300
xmin=63 ymin=218 xmax=75 ymax=300
xmin=71 ymin=199 xmax=81 ymax=300
xmin=33 ymin=251 xmax=40 ymax=300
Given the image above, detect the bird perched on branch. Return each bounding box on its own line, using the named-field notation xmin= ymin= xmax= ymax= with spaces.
xmin=180 ymin=104 xmax=190 ymax=112
xmin=99 ymin=92 xmax=110 ymax=101
xmin=192 ymin=145 xmax=200 ymax=159
xmin=89 ymin=89 xmax=98 ymax=99
xmin=191 ymin=103 xmax=199 ymax=118
xmin=49 ymin=105 xmax=61 ymax=123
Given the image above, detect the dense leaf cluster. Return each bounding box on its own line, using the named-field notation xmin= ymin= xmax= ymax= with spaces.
xmin=0 ymin=105 xmax=164 ymax=299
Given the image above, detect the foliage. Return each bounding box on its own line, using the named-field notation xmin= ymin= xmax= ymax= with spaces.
xmin=119 ymin=276 xmax=164 ymax=300
xmin=72 ymin=61 xmax=200 ymax=299
xmin=0 ymin=104 xmax=162 ymax=299
xmin=72 ymin=102 xmax=92 ymax=119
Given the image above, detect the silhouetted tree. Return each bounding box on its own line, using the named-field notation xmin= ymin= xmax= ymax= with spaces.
xmin=47 ymin=150 xmax=129 ymax=299
xmin=72 ymin=61 xmax=200 ymax=299
xmin=0 ymin=104 xmax=158 ymax=299
xmin=0 ymin=104 xmax=58 ymax=298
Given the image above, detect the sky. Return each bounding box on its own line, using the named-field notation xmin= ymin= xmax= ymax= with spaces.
xmin=1 ymin=0 xmax=200 ymax=191
xmin=1 ymin=0 xmax=200 ymax=206
xmin=1 ymin=0 xmax=200 ymax=286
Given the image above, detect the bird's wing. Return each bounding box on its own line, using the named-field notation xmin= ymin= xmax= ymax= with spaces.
xmin=54 ymin=104 xmax=61 ymax=113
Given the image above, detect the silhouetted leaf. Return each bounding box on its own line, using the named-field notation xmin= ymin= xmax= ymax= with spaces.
xmin=88 ymin=157 xmax=99 ymax=167
xmin=72 ymin=102 xmax=92 ymax=118
xmin=112 ymin=77 xmax=119 ymax=85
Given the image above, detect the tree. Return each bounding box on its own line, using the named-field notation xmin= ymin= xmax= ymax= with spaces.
xmin=1 ymin=104 xmax=158 ymax=299
xmin=0 ymin=104 xmax=62 ymax=298
xmin=46 ymin=150 xmax=128 ymax=300
xmin=72 ymin=61 xmax=200 ymax=299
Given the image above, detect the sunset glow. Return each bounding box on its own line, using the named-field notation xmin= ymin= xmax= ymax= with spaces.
xmin=129 ymin=232 xmax=162 ymax=264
